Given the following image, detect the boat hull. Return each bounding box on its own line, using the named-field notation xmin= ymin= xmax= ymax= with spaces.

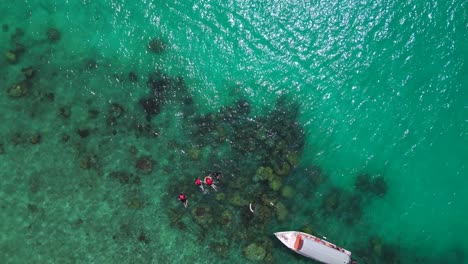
xmin=274 ymin=231 xmax=352 ymax=264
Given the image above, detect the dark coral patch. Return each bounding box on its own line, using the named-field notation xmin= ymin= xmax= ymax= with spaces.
xmin=135 ymin=156 xmax=154 ymax=174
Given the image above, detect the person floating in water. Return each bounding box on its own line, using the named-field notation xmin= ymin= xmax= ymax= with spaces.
xmin=211 ymin=172 xmax=222 ymax=184
xmin=195 ymin=177 xmax=204 ymax=192
xmin=204 ymin=175 xmax=218 ymax=191
xmin=178 ymin=193 xmax=188 ymax=207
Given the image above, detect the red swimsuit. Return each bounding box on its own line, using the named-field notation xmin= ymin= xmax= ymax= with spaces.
xmin=179 ymin=194 xmax=186 ymax=202
xmin=206 ymin=177 xmax=213 ymax=185
xmin=195 ymin=178 xmax=202 ymax=186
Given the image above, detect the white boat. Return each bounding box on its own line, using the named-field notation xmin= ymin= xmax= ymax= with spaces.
xmin=274 ymin=231 xmax=354 ymax=264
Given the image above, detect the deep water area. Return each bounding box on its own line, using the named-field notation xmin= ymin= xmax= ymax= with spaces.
xmin=0 ymin=1 xmax=466 ymax=263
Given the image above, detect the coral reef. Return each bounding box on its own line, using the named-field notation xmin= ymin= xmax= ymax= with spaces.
xmin=321 ymin=188 xmax=341 ymax=214
xmin=191 ymin=205 xmax=213 ymax=228
xmin=29 ymin=133 xmax=42 ymax=144
xmin=5 ymin=42 xmax=25 ymax=64
xmin=355 ymin=174 xmax=388 ymax=197
xmin=7 ymin=80 xmax=30 ymax=98
xmin=275 ymin=201 xmax=288 ymax=222
xmin=280 ymin=185 xmax=294 ymax=199
xmin=135 ymin=156 xmax=154 ymax=174
xmin=229 ymin=192 xmax=249 ymax=207
xmin=243 ymin=243 xmax=266 ymax=261
xmin=59 ymin=105 xmax=71 ymax=118
xmin=109 ymin=171 xmax=140 ymax=185
xmin=46 ymin=28 xmax=61 ymax=42
xmin=148 ymin=38 xmax=166 ymax=54
xmin=128 ymin=72 xmax=138 ymax=82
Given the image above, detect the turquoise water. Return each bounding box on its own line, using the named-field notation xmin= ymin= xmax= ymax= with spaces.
xmin=1 ymin=0 xmax=466 ymax=263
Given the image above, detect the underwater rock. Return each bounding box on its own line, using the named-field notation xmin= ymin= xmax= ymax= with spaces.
xmin=148 ymin=38 xmax=166 ymax=54
xmin=220 ymin=99 xmax=251 ymax=122
xmin=355 ymin=174 xmax=372 ymax=193
xmin=11 ymin=132 xmax=27 ymax=145
xmin=254 ymin=166 xmax=274 ymax=182
xmin=42 ymin=92 xmax=55 ymax=102
xmin=80 ymin=154 xmax=99 ymax=169
xmin=147 ymin=72 xmax=171 ymax=93
xmin=187 ymin=148 xmax=201 ymax=160
xmin=300 ymin=224 xmax=313 ymax=235
xmin=219 ymin=210 xmax=233 ymax=226
xmin=5 ymin=51 xmax=17 ymax=64
xmin=341 ymin=194 xmax=362 ymax=225
xmin=29 ymin=133 xmax=41 ymax=144
xmin=369 ymin=236 xmax=383 ymax=257
xmin=46 ymin=28 xmax=61 ymax=42
xmin=5 ymin=42 xmax=25 ymax=64
xmin=13 ymin=42 xmax=25 ymax=54
xmin=138 ymin=232 xmax=150 ymax=244
xmin=305 ymin=166 xmax=327 ymax=187
xmin=21 ymin=66 xmax=36 ymax=79
xmin=109 ymin=171 xmax=134 ymax=185
xmin=108 ymin=103 xmax=125 ymax=119
xmin=85 ymin=59 xmax=98 ymax=70
xmin=193 ymin=113 xmax=218 ymax=137
xmin=129 ymin=146 xmax=138 ymax=155
xmin=59 ymin=106 xmax=71 ymax=118
xmin=243 ymin=243 xmax=266 ymax=261
xmin=321 ymin=188 xmax=341 ymax=214
xmin=275 ymin=201 xmax=288 ymax=222
xmin=127 ymin=197 xmax=145 ymax=209
xmin=236 ymin=98 xmax=250 ymax=115
xmin=135 ymin=156 xmax=154 ymax=174
xmin=191 ymin=205 xmax=213 ymax=228
xmin=61 ymin=134 xmax=70 ymax=143
xmin=128 ymin=72 xmax=138 ymax=82
xmin=355 ymin=174 xmax=388 ymax=197
xmin=281 ymin=186 xmax=295 ymax=199
xmin=7 ymin=80 xmax=30 ymax=98
xmin=371 ymin=176 xmax=388 ymax=197
xmin=213 ymin=126 xmax=227 ymax=143
xmin=269 ymin=176 xmax=282 ymax=191
xmin=88 ymin=109 xmax=99 ymax=119
xmin=273 ymin=161 xmax=291 ymax=176
xmin=27 ymin=203 xmax=39 ymax=213
xmin=254 ymin=204 xmax=274 ymax=224
xmin=286 ymin=151 xmax=300 ymax=167
xmin=134 ymin=123 xmax=159 ymax=138
xmin=215 ymin=192 xmax=225 ymax=201
xmin=229 ymin=192 xmax=249 ymax=207
xmin=139 ymin=97 xmax=160 ymax=120
xmin=209 ymin=241 xmax=230 ymax=258
xmin=182 ymin=96 xmax=195 ymax=117
xmin=77 ymin=128 xmax=90 ymax=138
xmin=12 ymin=28 xmax=24 ymax=38
xmin=29 ymin=175 xmax=42 ymax=194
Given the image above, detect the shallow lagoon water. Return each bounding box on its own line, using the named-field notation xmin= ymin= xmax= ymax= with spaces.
xmin=0 ymin=0 xmax=467 ymax=263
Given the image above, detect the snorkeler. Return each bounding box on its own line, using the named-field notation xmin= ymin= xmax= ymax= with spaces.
xmin=178 ymin=193 xmax=188 ymax=207
xmin=195 ymin=177 xmax=205 ymax=192
xmin=204 ymin=175 xmax=218 ymax=191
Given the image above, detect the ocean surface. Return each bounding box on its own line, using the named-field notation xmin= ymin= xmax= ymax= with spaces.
xmin=0 ymin=0 xmax=466 ymax=263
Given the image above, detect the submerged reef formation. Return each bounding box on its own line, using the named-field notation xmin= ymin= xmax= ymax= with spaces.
xmin=148 ymin=38 xmax=166 ymax=54
xmin=0 ymin=22 xmax=443 ymax=264
xmin=355 ymin=173 xmax=388 ymax=197
xmin=138 ymin=71 xmax=191 ymax=121
xmin=161 ymin=94 xmax=305 ymax=261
